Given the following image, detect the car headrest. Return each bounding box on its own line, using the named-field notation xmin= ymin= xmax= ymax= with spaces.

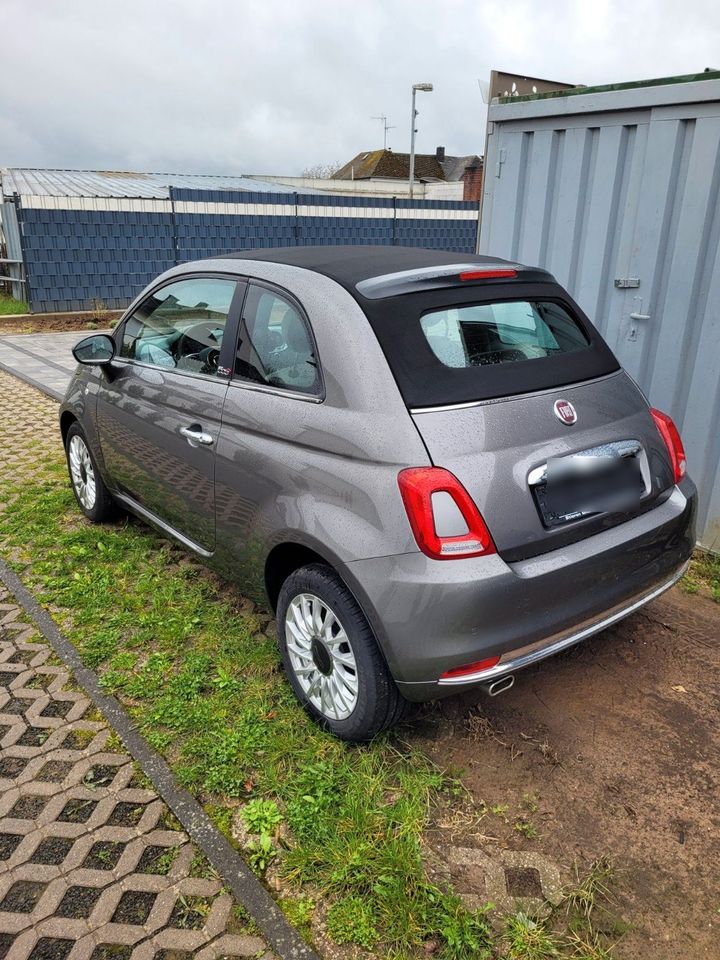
xmin=281 ymin=307 xmax=311 ymax=355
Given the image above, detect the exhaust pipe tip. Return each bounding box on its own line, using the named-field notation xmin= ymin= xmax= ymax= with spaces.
xmin=485 ymin=674 xmax=515 ymax=696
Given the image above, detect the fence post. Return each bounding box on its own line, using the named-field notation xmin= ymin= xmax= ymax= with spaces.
xmin=12 ymin=194 xmax=32 ymax=312
xmin=168 ymin=185 xmax=180 ymax=265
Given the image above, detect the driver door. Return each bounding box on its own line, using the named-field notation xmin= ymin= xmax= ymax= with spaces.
xmin=97 ymin=275 xmax=245 ymax=553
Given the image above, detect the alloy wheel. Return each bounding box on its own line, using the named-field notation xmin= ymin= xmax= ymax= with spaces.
xmin=284 ymin=593 xmax=359 ymax=720
xmin=68 ymin=434 xmax=97 ymax=510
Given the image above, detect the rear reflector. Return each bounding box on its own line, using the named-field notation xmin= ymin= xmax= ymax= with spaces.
xmin=440 ymin=655 xmax=501 ymax=680
xmin=650 ymin=408 xmax=687 ymax=483
xmin=459 ymin=268 xmax=517 ymax=281
xmin=397 ymin=466 xmax=496 ymax=560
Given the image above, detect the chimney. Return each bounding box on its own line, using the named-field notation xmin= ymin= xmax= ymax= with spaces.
xmin=435 ymin=146 xmax=446 ymax=162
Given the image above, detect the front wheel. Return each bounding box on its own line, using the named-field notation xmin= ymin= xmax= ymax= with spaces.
xmin=65 ymin=422 xmax=118 ymax=523
xmin=277 ymin=564 xmax=405 ymax=741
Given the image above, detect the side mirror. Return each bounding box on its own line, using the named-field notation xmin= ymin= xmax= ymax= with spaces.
xmin=72 ymin=334 xmax=115 ymax=366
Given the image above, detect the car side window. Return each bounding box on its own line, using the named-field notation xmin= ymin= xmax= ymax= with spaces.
xmin=234 ymin=285 xmax=321 ymax=396
xmin=120 ymin=277 xmax=237 ymax=376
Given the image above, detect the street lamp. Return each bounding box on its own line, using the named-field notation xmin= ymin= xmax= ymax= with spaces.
xmin=409 ymin=82 xmax=433 ymax=199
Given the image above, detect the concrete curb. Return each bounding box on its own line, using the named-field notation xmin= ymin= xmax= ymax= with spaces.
xmin=0 ymin=559 xmax=320 ymax=960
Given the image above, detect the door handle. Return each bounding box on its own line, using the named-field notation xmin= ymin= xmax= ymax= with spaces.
xmin=629 ymin=312 xmax=651 ymax=321
xmin=180 ymin=425 xmax=214 ymax=447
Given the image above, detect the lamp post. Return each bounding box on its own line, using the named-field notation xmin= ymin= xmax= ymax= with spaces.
xmin=409 ymin=82 xmax=433 ymax=199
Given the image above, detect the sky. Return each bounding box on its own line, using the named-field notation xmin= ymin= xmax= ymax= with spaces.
xmin=2 ymin=0 xmax=719 ymax=177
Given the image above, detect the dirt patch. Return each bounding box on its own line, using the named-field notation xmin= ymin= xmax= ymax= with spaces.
xmin=136 ymin=844 xmax=177 ymax=875
xmin=28 ymin=938 xmax=73 ymax=960
xmin=9 ymin=795 xmax=48 ymax=820
xmin=0 ymin=879 xmax=47 ymax=912
xmin=106 ymin=801 xmax=146 ymax=827
xmin=57 ymin=798 xmax=97 ymax=823
xmin=111 ymin=890 xmax=156 ymax=925
xmin=0 ymin=757 xmax=28 ymax=778
xmin=89 ymin=947 xmax=131 ymax=960
xmin=168 ymin=895 xmax=213 ymax=929
xmin=82 ymin=840 xmax=125 ymax=871
xmin=37 ymin=760 xmax=73 ymax=782
xmin=29 ymin=836 xmax=74 ymax=865
xmin=416 ymin=587 xmax=720 ymax=960
xmin=0 ymin=834 xmax=23 ymax=860
xmin=0 ymin=313 xmax=121 ymax=336
xmin=56 ymin=886 xmax=102 ymax=919
xmin=17 ymin=727 xmax=50 ymax=747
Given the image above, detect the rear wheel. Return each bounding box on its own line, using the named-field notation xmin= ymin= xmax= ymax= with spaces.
xmin=65 ymin=423 xmax=117 ymax=523
xmin=277 ymin=563 xmax=405 ymax=741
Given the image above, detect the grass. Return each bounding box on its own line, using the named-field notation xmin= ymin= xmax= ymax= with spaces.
xmin=0 ymin=450 xmax=624 ymax=959
xmin=0 ymin=292 xmax=28 ymax=315
xmin=681 ymin=548 xmax=720 ymax=602
xmin=0 ymin=455 xmax=493 ymax=958
xmin=499 ymin=859 xmax=622 ymax=960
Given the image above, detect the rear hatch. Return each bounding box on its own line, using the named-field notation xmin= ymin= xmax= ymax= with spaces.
xmin=359 ymin=270 xmax=675 ymax=560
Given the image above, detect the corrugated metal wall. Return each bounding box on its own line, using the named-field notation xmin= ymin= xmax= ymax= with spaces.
xmin=0 ymin=201 xmax=26 ymax=301
xmin=12 ymin=189 xmax=479 ymax=314
xmin=479 ymin=77 xmax=720 ymax=551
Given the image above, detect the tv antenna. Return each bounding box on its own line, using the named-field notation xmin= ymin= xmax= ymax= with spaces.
xmin=372 ymin=114 xmax=396 ymax=149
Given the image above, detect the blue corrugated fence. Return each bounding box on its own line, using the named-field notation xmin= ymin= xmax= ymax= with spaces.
xmin=15 ymin=189 xmax=479 ymax=312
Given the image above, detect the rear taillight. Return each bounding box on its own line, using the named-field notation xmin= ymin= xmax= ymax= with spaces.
xmin=397 ymin=467 xmax=496 ymax=560
xmin=650 ymin=408 xmax=687 ymax=483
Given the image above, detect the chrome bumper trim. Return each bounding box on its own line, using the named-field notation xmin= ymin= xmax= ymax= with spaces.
xmin=437 ymin=561 xmax=689 ymax=686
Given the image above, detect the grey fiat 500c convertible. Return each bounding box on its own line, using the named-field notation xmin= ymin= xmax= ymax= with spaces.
xmin=60 ymin=246 xmax=696 ymax=740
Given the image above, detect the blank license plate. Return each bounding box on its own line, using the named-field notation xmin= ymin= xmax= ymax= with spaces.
xmin=533 ymin=445 xmax=646 ymax=528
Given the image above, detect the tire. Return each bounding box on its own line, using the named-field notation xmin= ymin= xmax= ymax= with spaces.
xmin=277 ymin=563 xmax=405 ymax=741
xmin=65 ymin=422 xmax=118 ymax=523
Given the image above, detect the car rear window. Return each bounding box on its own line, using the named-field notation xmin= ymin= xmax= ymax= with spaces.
xmin=357 ymin=281 xmax=620 ymax=408
xmin=421 ymin=300 xmax=589 ymax=369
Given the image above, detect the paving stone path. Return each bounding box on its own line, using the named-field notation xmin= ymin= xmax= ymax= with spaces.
xmin=0 ymin=332 xmax=92 ymax=401
xmin=0 ymin=589 xmax=273 ymax=960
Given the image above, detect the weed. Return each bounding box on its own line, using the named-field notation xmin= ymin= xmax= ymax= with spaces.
xmin=160 ymin=809 xmax=184 ymax=833
xmin=204 ymin=802 xmax=233 ymax=839
xmin=246 ymin=834 xmax=276 ymax=875
xmin=681 ymin=549 xmax=720 ymax=602
xmin=564 ymin=929 xmax=615 ymax=959
xmin=240 ymin=798 xmax=283 ymax=835
xmin=564 ymin=858 xmax=614 ymax=921
xmin=105 ymin=731 xmax=124 ymax=752
xmin=189 ymin=851 xmax=217 ymax=879
xmin=514 ymin=818 xmax=540 ymax=840
xmin=279 ymin=896 xmax=315 ymax=940
xmin=504 ymin=912 xmax=559 ymax=958
xmin=228 ymin=901 xmax=260 ymax=935
xmin=439 ymin=901 xmax=493 ymax=959
xmin=326 ymin=896 xmax=378 ymax=950
xmin=491 ymin=803 xmax=510 ymax=821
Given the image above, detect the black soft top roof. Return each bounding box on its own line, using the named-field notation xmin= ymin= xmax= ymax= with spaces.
xmin=219 ymin=245 xmax=618 ymax=407
xmin=220 ymin=245 xmax=553 ymax=296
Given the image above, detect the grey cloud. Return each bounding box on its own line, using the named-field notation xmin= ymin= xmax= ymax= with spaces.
xmin=2 ymin=0 xmax=719 ymax=176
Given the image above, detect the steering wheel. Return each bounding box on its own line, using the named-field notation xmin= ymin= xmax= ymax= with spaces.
xmin=176 ymin=322 xmax=223 ymax=373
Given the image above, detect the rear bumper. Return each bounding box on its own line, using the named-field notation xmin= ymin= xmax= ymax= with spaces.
xmin=437 ymin=560 xmax=688 ymax=688
xmin=344 ymin=478 xmax=697 ymax=700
